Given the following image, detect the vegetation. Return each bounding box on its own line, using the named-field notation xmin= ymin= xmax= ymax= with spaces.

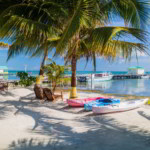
xmin=0 ymin=42 xmax=8 ymax=48
xmin=44 ymin=60 xmax=70 ymax=93
xmin=0 ymin=0 xmax=150 ymax=98
xmin=17 ymin=72 xmax=36 ymax=87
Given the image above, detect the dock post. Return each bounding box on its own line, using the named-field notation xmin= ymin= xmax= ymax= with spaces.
xmin=91 ymin=74 xmax=95 ymax=90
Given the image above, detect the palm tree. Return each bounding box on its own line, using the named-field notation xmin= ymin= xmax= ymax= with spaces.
xmin=54 ymin=0 xmax=150 ymax=98
xmin=0 ymin=0 xmax=66 ymax=96
xmin=0 ymin=0 xmax=150 ymax=98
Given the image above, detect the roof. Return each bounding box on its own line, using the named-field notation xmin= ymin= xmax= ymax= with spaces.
xmin=0 ymin=66 xmax=8 ymax=70
xmin=128 ymin=66 xmax=144 ymax=70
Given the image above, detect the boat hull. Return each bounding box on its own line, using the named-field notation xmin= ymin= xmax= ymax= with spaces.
xmin=84 ymin=98 xmax=120 ymax=111
xmin=92 ymin=98 xmax=148 ymax=114
xmin=87 ymin=75 xmax=113 ymax=82
xmin=67 ymin=97 xmax=104 ymax=107
xmin=141 ymin=75 xmax=149 ymax=79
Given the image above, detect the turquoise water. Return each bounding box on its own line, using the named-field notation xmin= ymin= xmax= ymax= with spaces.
xmin=7 ymin=70 xmax=39 ymax=80
xmin=3 ymin=70 xmax=150 ymax=96
xmin=65 ymin=71 xmax=128 ymax=75
xmin=7 ymin=70 xmax=128 ymax=80
xmin=9 ymin=70 xmax=127 ymax=75
xmin=9 ymin=70 xmax=39 ymax=76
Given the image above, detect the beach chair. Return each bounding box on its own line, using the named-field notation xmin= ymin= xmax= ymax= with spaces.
xmin=34 ymin=85 xmax=46 ymax=100
xmin=43 ymin=88 xmax=63 ymax=101
xmin=0 ymin=82 xmax=8 ymax=91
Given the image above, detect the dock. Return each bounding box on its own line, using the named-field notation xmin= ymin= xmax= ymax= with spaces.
xmin=77 ymin=74 xmax=150 ymax=82
xmin=113 ymin=74 xmax=150 ymax=79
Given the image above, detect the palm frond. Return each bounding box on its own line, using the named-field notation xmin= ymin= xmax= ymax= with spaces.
xmin=56 ymin=0 xmax=96 ymax=53
xmin=95 ymin=40 xmax=148 ymax=61
xmin=0 ymin=15 xmax=54 ymax=41
xmin=101 ymin=0 xmax=150 ymax=28
xmin=90 ymin=26 xmax=148 ymax=52
xmin=0 ymin=0 xmax=67 ymax=40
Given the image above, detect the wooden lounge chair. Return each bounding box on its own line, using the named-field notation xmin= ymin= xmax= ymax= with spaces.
xmin=0 ymin=82 xmax=8 ymax=91
xmin=43 ymin=88 xmax=63 ymax=101
xmin=34 ymin=84 xmax=46 ymax=100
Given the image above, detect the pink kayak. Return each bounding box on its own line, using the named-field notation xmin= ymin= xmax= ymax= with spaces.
xmin=67 ymin=97 xmax=105 ymax=107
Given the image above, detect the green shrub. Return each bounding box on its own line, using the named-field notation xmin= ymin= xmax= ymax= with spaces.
xmin=17 ymin=72 xmax=36 ymax=87
xmin=44 ymin=60 xmax=70 ymax=92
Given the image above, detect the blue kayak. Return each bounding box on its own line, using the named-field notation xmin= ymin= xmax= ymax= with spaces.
xmin=84 ymin=98 xmax=120 ymax=111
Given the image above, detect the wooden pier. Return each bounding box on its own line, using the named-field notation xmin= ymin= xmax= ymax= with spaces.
xmin=77 ymin=74 xmax=150 ymax=82
xmin=113 ymin=74 xmax=150 ymax=80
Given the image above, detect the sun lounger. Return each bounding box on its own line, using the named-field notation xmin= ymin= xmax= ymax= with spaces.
xmin=43 ymin=88 xmax=63 ymax=101
xmin=0 ymin=82 xmax=8 ymax=91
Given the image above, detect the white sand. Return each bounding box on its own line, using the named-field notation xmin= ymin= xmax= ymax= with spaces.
xmin=0 ymin=88 xmax=150 ymax=150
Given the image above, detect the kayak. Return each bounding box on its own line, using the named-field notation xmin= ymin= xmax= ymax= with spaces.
xmin=84 ymin=98 xmax=120 ymax=111
xmin=67 ymin=97 xmax=106 ymax=107
xmin=92 ymin=98 xmax=148 ymax=114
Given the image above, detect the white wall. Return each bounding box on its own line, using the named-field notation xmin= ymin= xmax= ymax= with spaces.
xmin=128 ymin=69 xmax=144 ymax=75
xmin=0 ymin=70 xmax=4 ymax=73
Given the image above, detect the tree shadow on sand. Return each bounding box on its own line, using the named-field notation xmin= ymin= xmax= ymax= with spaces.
xmin=1 ymin=98 xmax=150 ymax=150
xmin=19 ymin=93 xmax=38 ymax=101
xmin=0 ymin=90 xmax=16 ymax=97
xmin=138 ymin=111 xmax=150 ymax=121
xmin=7 ymin=115 xmax=150 ymax=150
xmin=0 ymin=105 xmax=13 ymax=120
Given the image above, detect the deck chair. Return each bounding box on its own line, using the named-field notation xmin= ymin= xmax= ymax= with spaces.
xmin=43 ymin=88 xmax=63 ymax=101
xmin=0 ymin=82 xmax=8 ymax=91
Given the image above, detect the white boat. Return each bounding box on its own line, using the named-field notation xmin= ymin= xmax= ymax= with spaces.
xmin=87 ymin=73 xmax=113 ymax=82
xmin=92 ymin=98 xmax=148 ymax=114
xmin=141 ymin=75 xmax=149 ymax=79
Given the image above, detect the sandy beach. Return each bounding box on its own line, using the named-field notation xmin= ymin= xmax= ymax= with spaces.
xmin=0 ymin=88 xmax=150 ymax=150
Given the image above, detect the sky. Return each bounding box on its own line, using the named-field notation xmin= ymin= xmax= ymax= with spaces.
xmin=0 ymin=47 xmax=150 ymax=72
xmin=0 ymin=20 xmax=150 ymax=72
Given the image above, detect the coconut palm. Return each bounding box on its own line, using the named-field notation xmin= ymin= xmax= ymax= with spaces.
xmin=0 ymin=0 xmax=150 ymax=98
xmin=0 ymin=0 xmax=67 ymax=74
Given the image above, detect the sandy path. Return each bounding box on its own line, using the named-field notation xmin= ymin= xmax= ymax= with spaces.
xmin=0 ymin=88 xmax=150 ymax=150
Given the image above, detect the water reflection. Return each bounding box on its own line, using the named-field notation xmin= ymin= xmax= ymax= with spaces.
xmin=77 ymin=79 xmax=150 ymax=96
xmin=87 ymin=80 xmax=113 ymax=90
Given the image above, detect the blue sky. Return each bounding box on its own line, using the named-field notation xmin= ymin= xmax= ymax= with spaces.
xmin=0 ymin=47 xmax=150 ymax=71
xmin=0 ymin=20 xmax=150 ymax=71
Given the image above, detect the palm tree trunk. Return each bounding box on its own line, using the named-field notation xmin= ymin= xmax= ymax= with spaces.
xmin=70 ymin=54 xmax=77 ymax=98
xmin=34 ymin=47 xmax=48 ymax=99
xmin=39 ymin=50 xmax=48 ymax=75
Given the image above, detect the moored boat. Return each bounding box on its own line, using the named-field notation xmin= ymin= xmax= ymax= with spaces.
xmin=141 ymin=75 xmax=149 ymax=79
xmin=87 ymin=72 xmax=113 ymax=82
xmin=92 ymin=98 xmax=148 ymax=114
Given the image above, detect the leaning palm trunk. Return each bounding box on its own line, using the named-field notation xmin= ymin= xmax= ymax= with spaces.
xmin=70 ymin=54 xmax=77 ymax=98
xmin=39 ymin=50 xmax=48 ymax=75
xmin=34 ymin=47 xmax=48 ymax=99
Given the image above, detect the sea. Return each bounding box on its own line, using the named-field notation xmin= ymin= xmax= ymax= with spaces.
xmin=4 ymin=70 xmax=150 ymax=97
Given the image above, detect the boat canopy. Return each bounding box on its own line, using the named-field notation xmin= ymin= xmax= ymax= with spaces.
xmin=128 ymin=66 xmax=144 ymax=70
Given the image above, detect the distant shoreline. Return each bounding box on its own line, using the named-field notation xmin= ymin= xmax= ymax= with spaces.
xmin=8 ymin=70 xmax=150 ymax=75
